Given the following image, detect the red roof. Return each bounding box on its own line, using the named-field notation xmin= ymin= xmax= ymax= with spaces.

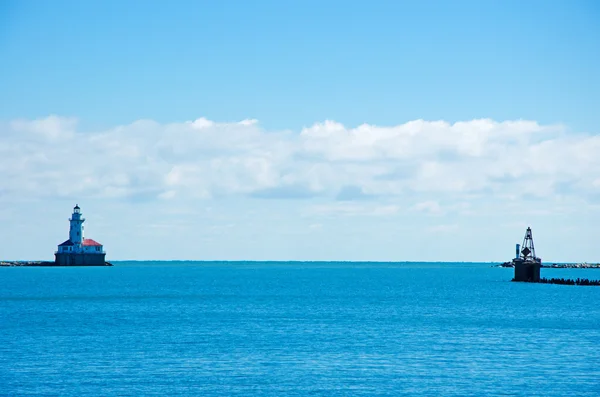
xmin=82 ymin=239 xmax=102 ymax=246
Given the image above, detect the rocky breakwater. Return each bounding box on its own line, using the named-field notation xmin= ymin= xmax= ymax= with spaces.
xmin=542 ymin=263 xmax=600 ymax=269
xmin=1 ymin=261 xmax=113 ymax=267
xmin=495 ymin=262 xmax=600 ymax=269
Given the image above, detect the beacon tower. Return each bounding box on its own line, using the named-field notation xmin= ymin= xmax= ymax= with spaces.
xmin=512 ymin=227 xmax=542 ymax=282
xmin=55 ymin=204 xmax=107 ymax=266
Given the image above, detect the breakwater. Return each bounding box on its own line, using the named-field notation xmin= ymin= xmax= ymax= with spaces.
xmin=496 ymin=262 xmax=600 ymax=269
xmin=543 ymin=263 xmax=600 ymax=269
xmin=1 ymin=261 xmax=113 ymax=267
xmin=512 ymin=277 xmax=600 ymax=286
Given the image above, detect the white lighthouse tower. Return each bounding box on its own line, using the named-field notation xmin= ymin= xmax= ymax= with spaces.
xmin=55 ymin=204 xmax=107 ymax=266
xmin=69 ymin=204 xmax=85 ymax=249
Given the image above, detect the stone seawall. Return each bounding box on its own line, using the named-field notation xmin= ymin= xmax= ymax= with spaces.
xmin=1 ymin=261 xmax=113 ymax=267
xmin=512 ymin=277 xmax=600 ymax=286
xmin=496 ymin=262 xmax=600 ymax=269
xmin=542 ymin=263 xmax=600 ymax=269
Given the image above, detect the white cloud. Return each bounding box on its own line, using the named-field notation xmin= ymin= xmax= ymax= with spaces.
xmin=0 ymin=115 xmax=598 ymax=210
xmin=9 ymin=115 xmax=77 ymax=141
xmin=1 ymin=115 xmax=600 ymax=262
xmin=412 ymin=200 xmax=442 ymax=215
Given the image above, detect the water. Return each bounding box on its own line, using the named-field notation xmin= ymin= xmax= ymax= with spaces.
xmin=1 ymin=262 xmax=599 ymax=396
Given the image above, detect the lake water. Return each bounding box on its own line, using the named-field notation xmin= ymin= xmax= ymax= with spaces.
xmin=1 ymin=262 xmax=599 ymax=396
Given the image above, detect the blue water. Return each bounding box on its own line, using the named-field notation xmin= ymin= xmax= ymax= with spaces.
xmin=1 ymin=262 xmax=599 ymax=396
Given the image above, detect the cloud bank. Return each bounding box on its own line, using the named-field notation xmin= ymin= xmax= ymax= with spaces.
xmin=1 ymin=115 xmax=599 ymax=261
xmin=1 ymin=115 xmax=599 ymax=207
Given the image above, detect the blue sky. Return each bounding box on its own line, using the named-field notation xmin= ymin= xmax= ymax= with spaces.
xmin=1 ymin=0 xmax=599 ymax=261
xmin=2 ymin=0 xmax=599 ymax=131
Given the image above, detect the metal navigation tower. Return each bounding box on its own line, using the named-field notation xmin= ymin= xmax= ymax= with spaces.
xmin=520 ymin=227 xmax=536 ymax=260
xmin=512 ymin=226 xmax=542 ymax=282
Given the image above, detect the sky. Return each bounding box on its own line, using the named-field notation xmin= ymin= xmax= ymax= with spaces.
xmin=1 ymin=0 xmax=599 ymax=261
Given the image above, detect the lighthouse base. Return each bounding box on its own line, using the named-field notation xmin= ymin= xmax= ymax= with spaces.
xmin=512 ymin=258 xmax=542 ymax=282
xmin=54 ymin=253 xmax=107 ymax=266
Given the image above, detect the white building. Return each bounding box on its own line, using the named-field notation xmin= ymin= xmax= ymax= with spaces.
xmin=55 ymin=205 xmax=107 ymax=266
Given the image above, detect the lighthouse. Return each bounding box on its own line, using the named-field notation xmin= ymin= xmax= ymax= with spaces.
xmin=55 ymin=204 xmax=107 ymax=266
xmin=69 ymin=204 xmax=84 ymax=246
